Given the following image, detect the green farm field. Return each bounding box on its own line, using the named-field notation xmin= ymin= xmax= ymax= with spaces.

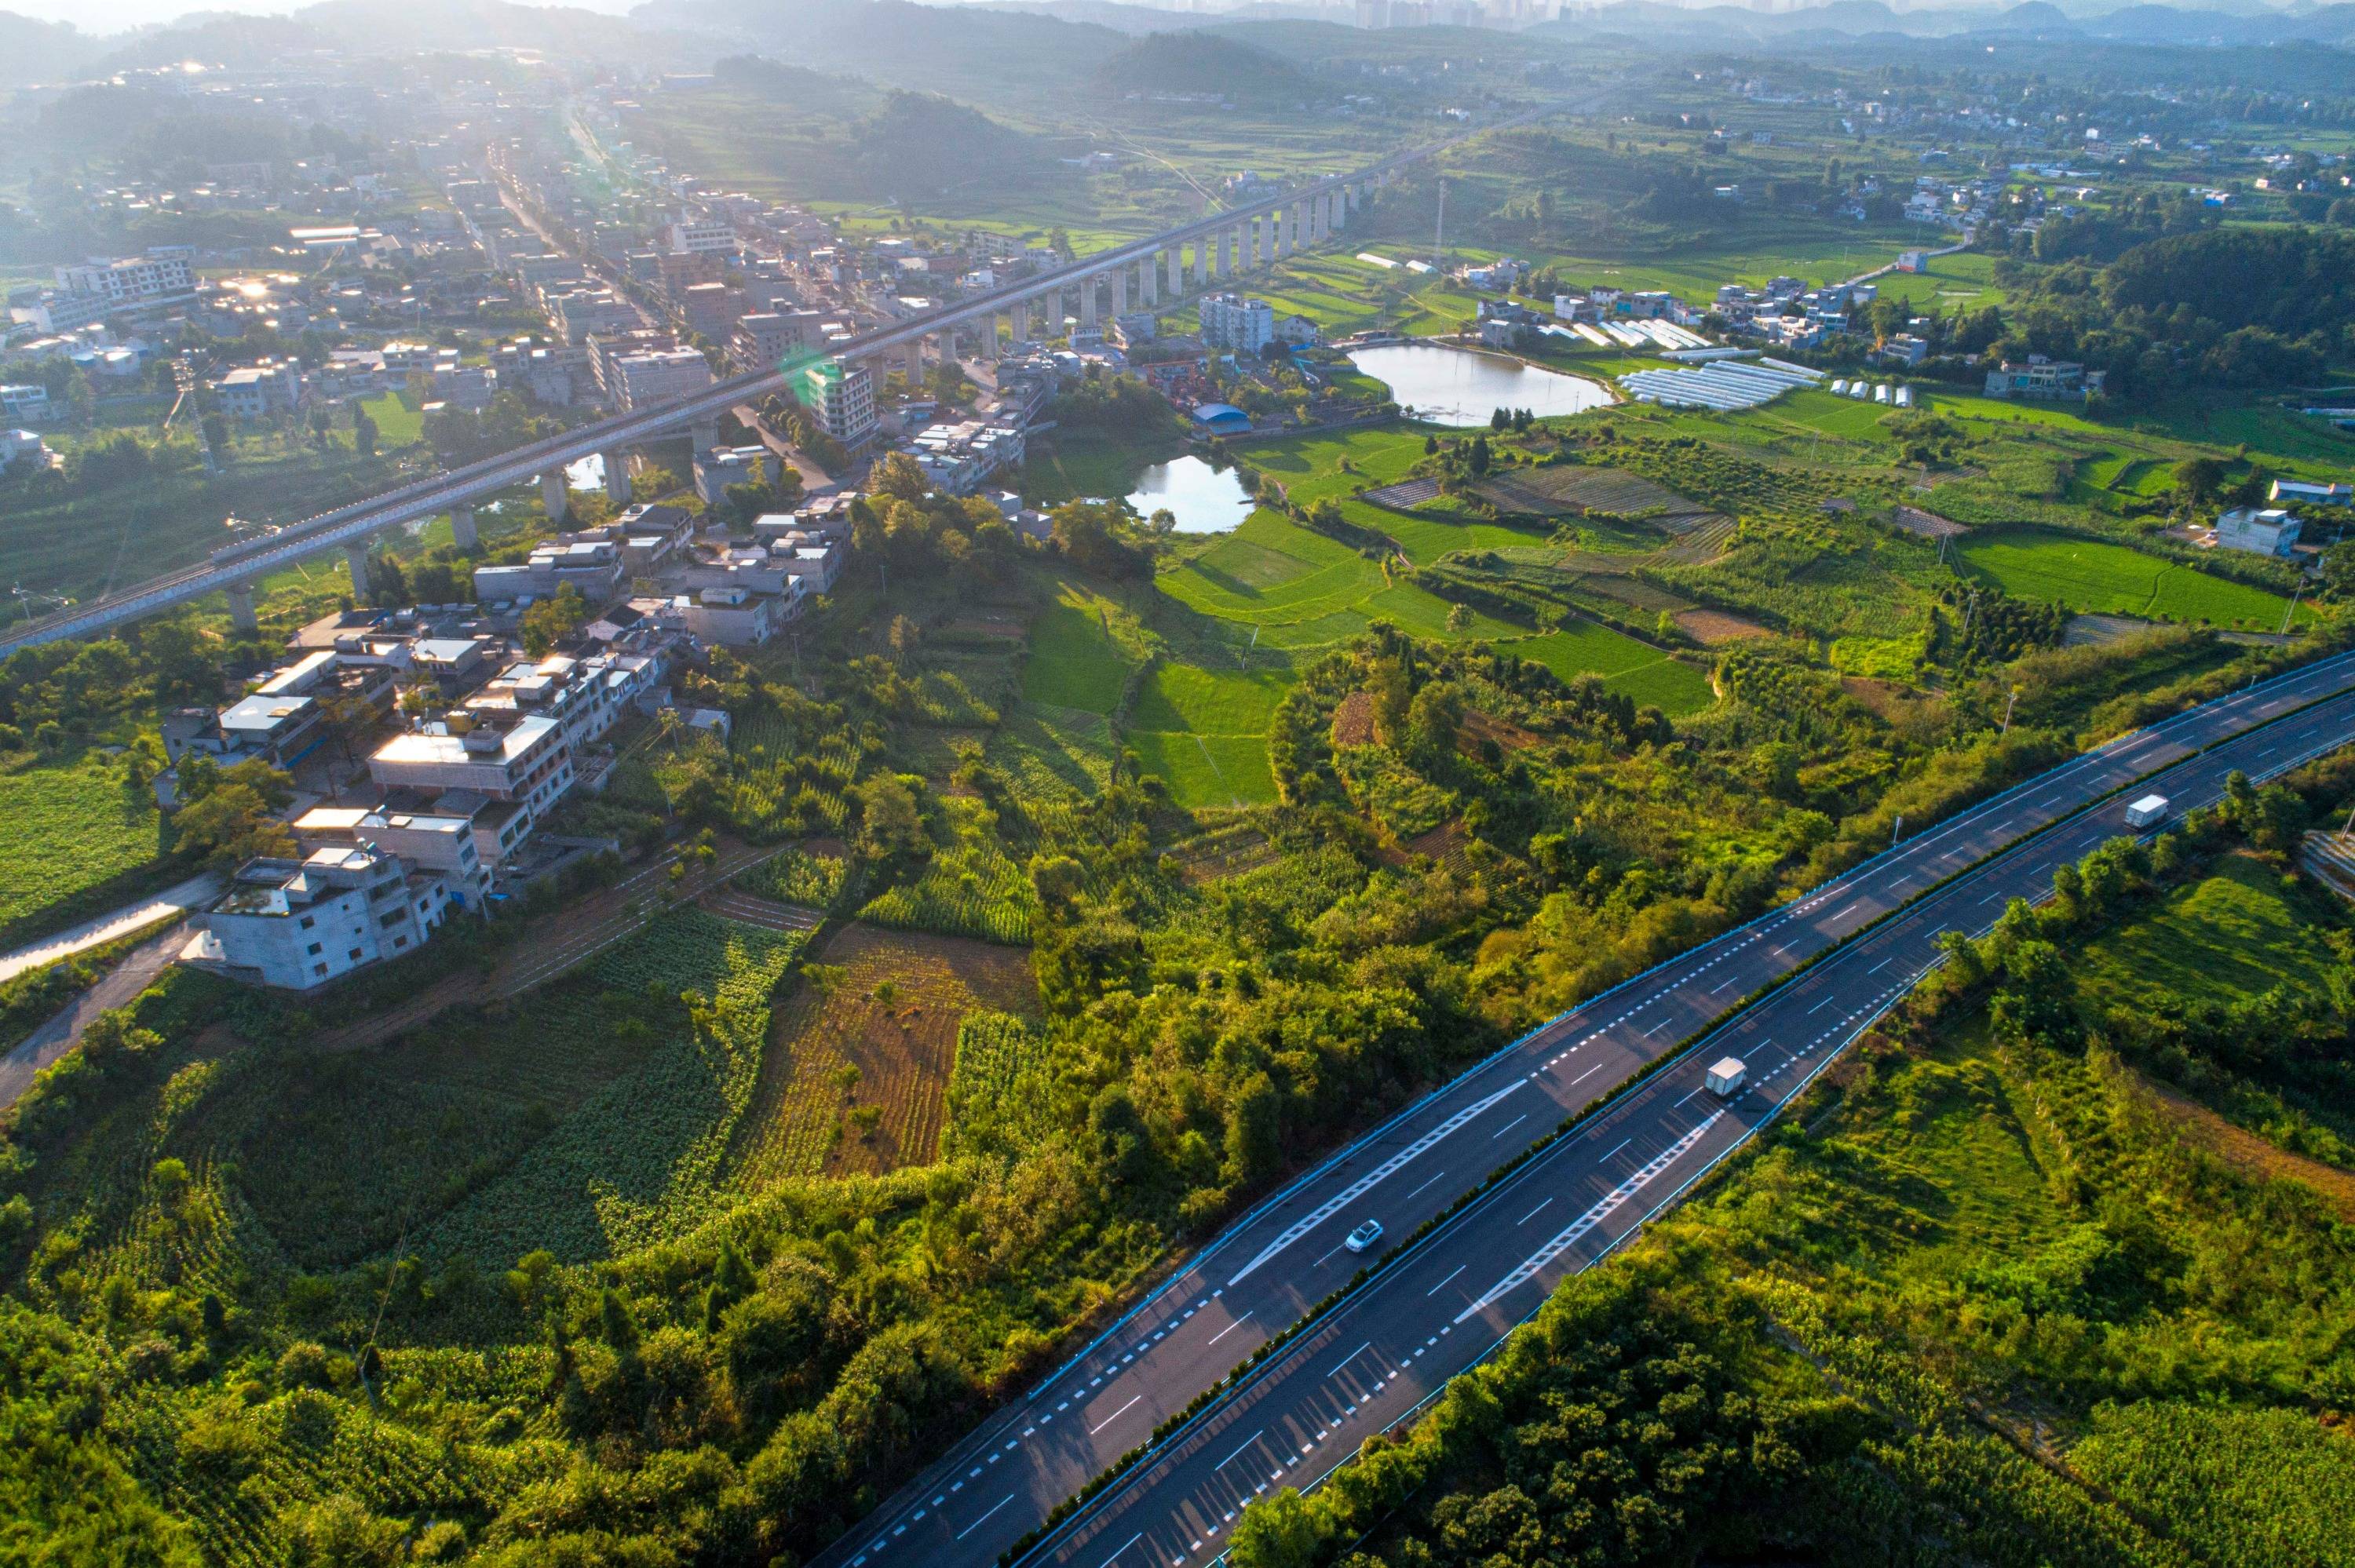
xmin=0 ymin=755 xmax=163 ymax=933
xmin=1125 ymin=662 xmax=1293 ymax=811
xmin=1504 ymin=625 xmax=1716 ymax=716
xmin=1130 ymin=662 xmax=1293 ymax=735
xmin=1128 ymin=729 xmax=1279 ymax=810
xmin=1020 ymin=584 xmax=1137 ymax=713
xmin=360 ymin=391 xmax=425 ymax=448
xmin=1955 ymin=529 xmax=2306 ymax=629
xmin=1866 ymin=250 xmax=2007 ymax=310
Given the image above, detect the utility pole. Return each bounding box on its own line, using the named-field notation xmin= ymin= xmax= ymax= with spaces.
xmin=2280 ymin=578 xmax=2305 ymax=636
xmin=2001 ymin=684 xmax=2019 ymax=735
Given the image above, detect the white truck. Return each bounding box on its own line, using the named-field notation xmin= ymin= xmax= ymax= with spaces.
xmin=2124 ymin=793 xmax=2170 ymax=830
xmin=1705 ymin=1057 xmax=1747 ymax=1098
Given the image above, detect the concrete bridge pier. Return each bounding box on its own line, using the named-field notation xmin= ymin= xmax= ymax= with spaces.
xmin=225 ymin=582 xmax=258 ymax=634
xmin=1329 ymin=188 xmax=1346 ymax=233
xmin=1112 ymin=264 xmax=1129 ymax=317
xmin=345 ymin=543 xmax=373 ymax=601
xmin=691 ymin=416 xmax=721 ymax=453
xmin=1011 ymin=301 xmax=1028 ymax=342
xmin=1140 ymin=258 xmax=1156 ymax=308
xmin=602 ymin=450 xmax=630 ymax=503
xmin=1165 ymin=246 xmax=1182 ymax=298
xmin=1079 ymin=276 xmax=1097 ymax=330
xmin=542 ymin=469 xmax=570 ymax=523
xmin=451 ymin=505 xmax=479 ymax=551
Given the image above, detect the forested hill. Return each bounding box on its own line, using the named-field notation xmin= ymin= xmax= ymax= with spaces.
xmin=1094 ymin=31 xmax=1305 ymax=102
xmin=1990 ymin=224 xmax=2355 ymax=399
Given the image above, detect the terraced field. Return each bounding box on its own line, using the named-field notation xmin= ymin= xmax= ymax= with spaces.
xmin=730 ymin=922 xmax=1039 ymax=1185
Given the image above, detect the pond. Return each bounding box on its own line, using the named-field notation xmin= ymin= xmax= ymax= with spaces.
xmin=1345 ymin=343 xmax=1612 ymax=427
xmin=1125 ymin=454 xmax=1256 ymax=534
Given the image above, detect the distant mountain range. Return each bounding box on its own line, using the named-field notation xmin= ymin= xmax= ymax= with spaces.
xmin=1 ymin=0 xmax=2350 ymax=96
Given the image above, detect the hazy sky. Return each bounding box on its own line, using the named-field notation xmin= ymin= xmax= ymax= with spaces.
xmin=13 ymin=0 xmax=644 ymax=32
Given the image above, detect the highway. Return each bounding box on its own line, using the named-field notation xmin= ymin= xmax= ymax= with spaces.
xmin=0 ymin=98 xmax=1583 ymax=658
xmin=811 ymin=647 xmax=2355 ymax=1568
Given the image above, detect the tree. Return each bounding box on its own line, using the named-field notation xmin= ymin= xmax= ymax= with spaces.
xmin=1227 ymin=1490 xmax=1330 ymax=1568
xmin=173 ymin=759 xmax=296 ymax=869
xmin=871 ymin=450 xmax=930 ymax=504
xmin=1408 ymin=679 xmax=1464 ymax=757
xmin=520 ymin=584 xmax=589 ymax=656
xmin=1029 ymin=852 xmax=1085 ymax=911
xmin=854 ymin=773 xmax=926 ymax=860
xmin=352 ymin=403 xmax=377 ymax=457
xmin=2172 ymin=455 xmax=2225 ymax=506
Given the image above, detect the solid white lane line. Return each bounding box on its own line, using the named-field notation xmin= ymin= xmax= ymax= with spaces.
xmin=1600 ymin=1137 xmax=1633 ymax=1161
xmin=1517 ymin=1196 xmax=1554 ymax=1226
xmin=1402 ymin=1169 xmax=1449 ymax=1202
xmin=1207 ymin=1312 xmax=1255 ymax=1346
xmin=1490 ymin=1113 xmax=1528 ymax=1140
xmin=1456 ymin=1112 xmax=1727 ymax=1323
xmin=1089 ymin=1395 xmax=1142 ymax=1435
xmin=1426 ymin=1264 xmax=1466 ymax=1297
xmin=1572 ymin=1063 xmax=1603 ymax=1084
xmin=1223 ymin=1079 xmax=1528 ymax=1286
xmin=955 ymin=1496 xmax=1014 ymax=1540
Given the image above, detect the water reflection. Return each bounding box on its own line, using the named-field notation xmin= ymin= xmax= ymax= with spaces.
xmin=1126 ymin=454 xmax=1255 ymax=534
xmin=1345 ymin=344 xmax=1611 ymax=427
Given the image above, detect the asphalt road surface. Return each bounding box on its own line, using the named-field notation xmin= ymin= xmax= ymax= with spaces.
xmin=816 ymin=649 xmax=2355 ymax=1568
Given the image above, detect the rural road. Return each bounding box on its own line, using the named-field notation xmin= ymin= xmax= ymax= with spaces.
xmin=813 ymin=646 xmax=2355 ymax=1568
xmin=0 ymin=917 xmax=193 ymax=1109
xmin=0 ymin=871 xmax=221 ymax=986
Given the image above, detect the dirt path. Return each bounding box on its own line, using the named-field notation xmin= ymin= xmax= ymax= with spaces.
xmin=2130 ymin=1072 xmax=2355 ymax=1220
xmin=310 ymin=837 xmax=783 ymax=1054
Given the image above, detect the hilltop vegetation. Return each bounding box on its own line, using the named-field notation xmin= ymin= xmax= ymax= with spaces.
xmin=1094 ymin=31 xmax=1305 ymax=103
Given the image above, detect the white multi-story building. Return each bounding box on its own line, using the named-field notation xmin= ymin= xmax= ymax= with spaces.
xmin=368 ymin=712 xmax=574 ymax=864
xmin=292 ymin=807 xmax=491 ymax=900
xmin=905 ymin=418 xmax=1026 ymax=496
xmin=730 ymin=310 xmax=823 ymax=371
xmin=181 ymin=844 xmax=454 ymax=990
xmin=473 ymin=538 xmax=624 ymax=606
xmin=210 ymin=359 xmax=303 ymax=421
xmin=608 ymin=347 xmax=714 ymax=412
xmin=800 ymin=356 xmax=875 ymax=447
xmin=53 ymin=249 xmax=195 ymax=310
xmin=670 ymin=219 xmax=738 ymax=256
xmin=2214 ymin=506 xmax=2302 ymax=558
xmin=1199 ymin=293 xmax=1276 ymax=356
